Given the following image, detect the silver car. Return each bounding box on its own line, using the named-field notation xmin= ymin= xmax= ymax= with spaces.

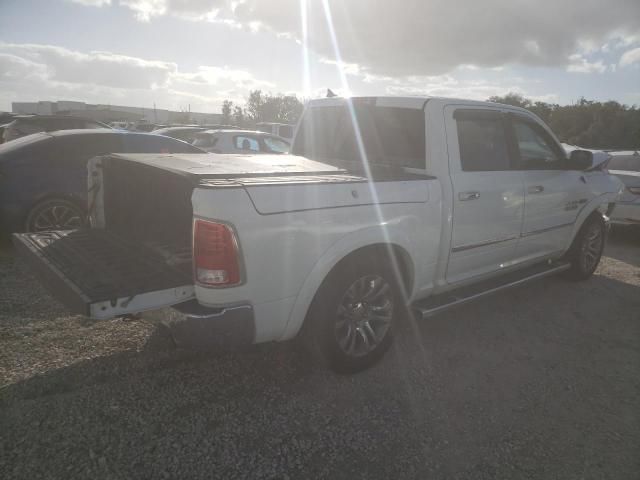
xmin=192 ymin=129 xmax=290 ymax=154
xmin=608 ymin=151 xmax=640 ymax=227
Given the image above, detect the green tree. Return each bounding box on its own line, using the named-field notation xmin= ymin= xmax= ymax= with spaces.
xmin=233 ymin=105 xmax=245 ymax=127
xmin=488 ymin=92 xmax=640 ymax=149
xmin=244 ymin=90 xmax=304 ymax=125
xmin=221 ymin=100 xmax=233 ymax=124
xmin=488 ymin=93 xmax=531 ymax=109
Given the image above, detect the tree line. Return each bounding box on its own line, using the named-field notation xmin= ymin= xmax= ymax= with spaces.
xmin=220 ymin=90 xmax=303 ymax=128
xmin=222 ymin=90 xmax=639 ymax=150
xmin=488 ymin=93 xmax=640 ymax=150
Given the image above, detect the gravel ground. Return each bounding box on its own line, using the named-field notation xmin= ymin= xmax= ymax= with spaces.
xmin=1 ymin=229 xmax=639 ymax=479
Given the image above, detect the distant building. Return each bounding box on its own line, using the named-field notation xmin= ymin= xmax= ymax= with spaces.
xmin=11 ymin=100 xmax=222 ymax=126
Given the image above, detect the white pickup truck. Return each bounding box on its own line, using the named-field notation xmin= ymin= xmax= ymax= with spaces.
xmin=14 ymin=96 xmax=622 ymax=372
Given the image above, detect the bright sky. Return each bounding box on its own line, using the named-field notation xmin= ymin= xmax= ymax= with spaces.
xmin=0 ymin=0 xmax=639 ymax=113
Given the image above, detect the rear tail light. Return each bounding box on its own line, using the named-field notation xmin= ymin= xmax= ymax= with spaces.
xmin=193 ymin=219 xmax=242 ymax=286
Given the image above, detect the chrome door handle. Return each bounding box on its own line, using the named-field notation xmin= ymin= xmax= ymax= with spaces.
xmin=458 ymin=191 xmax=480 ymax=201
xmin=528 ymin=185 xmax=544 ymax=194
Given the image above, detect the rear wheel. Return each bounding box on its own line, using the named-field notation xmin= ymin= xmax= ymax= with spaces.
xmin=302 ymin=256 xmax=401 ymax=373
xmin=25 ymin=198 xmax=86 ymax=232
xmin=564 ymin=214 xmax=606 ymax=280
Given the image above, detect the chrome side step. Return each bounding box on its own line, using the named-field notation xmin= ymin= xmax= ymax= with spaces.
xmin=413 ymin=262 xmax=571 ymax=319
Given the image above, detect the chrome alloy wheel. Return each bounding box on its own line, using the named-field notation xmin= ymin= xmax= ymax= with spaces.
xmin=334 ymin=275 xmax=394 ymax=357
xmin=31 ymin=203 xmax=83 ymax=231
xmin=580 ymin=222 xmax=603 ymax=272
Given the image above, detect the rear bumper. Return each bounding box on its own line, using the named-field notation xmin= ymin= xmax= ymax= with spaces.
xmin=164 ymin=300 xmax=255 ymax=350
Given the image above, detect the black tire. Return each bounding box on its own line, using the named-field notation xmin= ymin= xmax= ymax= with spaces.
xmin=563 ymin=214 xmax=606 ymax=281
xmin=25 ymin=198 xmax=86 ymax=232
xmin=301 ymin=255 xmax=402 ymax=373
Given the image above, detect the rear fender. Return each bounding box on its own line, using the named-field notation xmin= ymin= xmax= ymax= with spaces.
xmin=279 ymin=225 xmax=415 ymax=341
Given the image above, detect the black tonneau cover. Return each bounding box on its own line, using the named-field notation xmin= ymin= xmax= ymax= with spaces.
xmin=98 ymin=153 xmax=435 ymax=187
xmin=99 ymin=153 xmax=346 ymax=182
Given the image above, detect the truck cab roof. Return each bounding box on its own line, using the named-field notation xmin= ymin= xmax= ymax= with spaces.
xmin=306 ymin=95 xmax=531 ymax=115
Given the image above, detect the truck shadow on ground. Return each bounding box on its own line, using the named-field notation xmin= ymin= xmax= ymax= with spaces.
xmin=3 ymin=271 xmax=638 ymax=403
xmin=2 ymin=270 xmax=639 ymax=478
xmin=606 ymin=227 xmax=640 ymax=268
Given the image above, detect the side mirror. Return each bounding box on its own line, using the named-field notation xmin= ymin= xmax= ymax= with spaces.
xmin=568 ymin=150 xmax=593 ymax=170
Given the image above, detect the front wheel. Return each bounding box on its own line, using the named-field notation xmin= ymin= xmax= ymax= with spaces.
xmin=564 ymin=215 xmax=606 ymax=280
xmin=301 ymin=256 xmax=402 ymax=373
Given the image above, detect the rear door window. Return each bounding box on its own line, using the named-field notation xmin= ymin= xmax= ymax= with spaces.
xmin=455 ymin=112 xmax=511 ymax=171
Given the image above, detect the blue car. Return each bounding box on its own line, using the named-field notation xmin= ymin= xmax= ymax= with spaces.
xmin=0 ymin=129 xmax=205 ymax=233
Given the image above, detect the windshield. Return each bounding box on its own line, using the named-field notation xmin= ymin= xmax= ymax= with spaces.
xmin=292 ymin=104 xmax=425 ymax=169
xmin=263 ymin=136 xmax=290 ymax=154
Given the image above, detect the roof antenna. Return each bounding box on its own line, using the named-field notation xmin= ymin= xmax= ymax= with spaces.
xmin=326 ymin=88 xmax=337 ymax=98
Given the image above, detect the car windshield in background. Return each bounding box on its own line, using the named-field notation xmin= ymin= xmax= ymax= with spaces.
xmin=263 ymin=136 xmax=290 ymax=154
xmin=608 ymin=154 xmax=640 ymax=172
xmin=293 ymin=104 xmax=425 ymax=169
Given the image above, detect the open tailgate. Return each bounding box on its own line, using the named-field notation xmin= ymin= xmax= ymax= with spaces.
xmin=12 ymin=229 xmax=194 ymax=319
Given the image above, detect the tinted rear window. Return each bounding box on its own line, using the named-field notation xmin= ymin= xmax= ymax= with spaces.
xmin=293 ymin=104 xmax=425 ymax=169
xmin=457 ymin=117 xmax=511 ymax=171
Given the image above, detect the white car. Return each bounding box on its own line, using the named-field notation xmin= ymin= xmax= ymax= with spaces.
xmin=192 ymin=129 xmax=290 ymax=154
xmin=256 ymin=122 xmax=295 ymax=140
xmin=607 ymin=151 xmax=640 ymax=226
xmin=14 ymin=96 xmax=621 ymax=373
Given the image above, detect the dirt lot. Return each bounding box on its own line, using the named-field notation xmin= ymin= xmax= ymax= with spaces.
xmin=1 ymin=230 xmax=639 ymax=479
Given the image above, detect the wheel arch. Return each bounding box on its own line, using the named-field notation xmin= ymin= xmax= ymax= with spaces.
xmin=279 ymin=228 xmax=416 ymax=341
xmin=564 ymin=194 xmax=614 ymax=253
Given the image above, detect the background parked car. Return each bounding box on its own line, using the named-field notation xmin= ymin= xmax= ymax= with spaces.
xmin=256 ymin=122 xmax=295 ymax=140
xmin=0 ymin=112 xmax=19 ymax=143
xmin=152 ymin=126 xmax=209 ymax=143
xmin=192 ymin=129 xmax=290 ymax=154
xmin=607 ymin=151 xmax=640 ymax=227
xmin=2 ymin=115 xmax=111 ymax=143
xmin=0 ymin=129 xmax=205 ymax=233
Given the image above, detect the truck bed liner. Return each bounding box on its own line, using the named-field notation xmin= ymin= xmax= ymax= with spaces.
xmin=13 ymin=229 xmax=193 ymax=318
